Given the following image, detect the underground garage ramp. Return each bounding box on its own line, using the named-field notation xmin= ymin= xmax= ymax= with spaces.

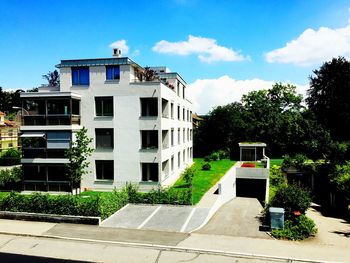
xmin=236 ymin=178 xmax=267 ymax=204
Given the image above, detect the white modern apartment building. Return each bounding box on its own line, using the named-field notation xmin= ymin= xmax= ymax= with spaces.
xmin=20 ymin=52 xmax=193 ymax=192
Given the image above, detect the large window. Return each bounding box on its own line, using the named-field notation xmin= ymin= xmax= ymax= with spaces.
xmin=96 ymin=129 xmax=113 ymax=149
xmin=141 ymin=130 xmax=158 ymax=149
xmin=72 ymin=67 xmax=89 ymax=85
xmin=95 ymin=97 xmax=113 ymax=116
xmin=141 ymin=98 xmax=158 ymax=117
xmin=141 ymin=163 xmax=158 ymax=182
xmin=106 ymin=66 xmax=120 ymax=80
xmin=96 ymin=160 xmax=114 ymax=180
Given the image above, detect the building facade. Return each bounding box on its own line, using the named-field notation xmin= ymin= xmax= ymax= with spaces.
xmin=0 ymin=112 xmax=19 ymax=153
xmin=20 ymin=55 xmax=193 ymax=192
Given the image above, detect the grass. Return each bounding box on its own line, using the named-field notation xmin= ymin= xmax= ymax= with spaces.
xmin=270 ymin=158 xmax=283 ymax=166
xmin=172 ymin=158 xmax=236 ymax=204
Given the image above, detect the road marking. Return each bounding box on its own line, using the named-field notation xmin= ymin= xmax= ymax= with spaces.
xmin=180 ymin=208 xmax=196 ymax=233
xmin=100 ymin=204 xmax=129 ymax=225
xmin=137 ymin=205 xmax=161 ymax=229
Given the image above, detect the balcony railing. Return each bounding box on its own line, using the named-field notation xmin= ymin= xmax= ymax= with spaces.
xmin=22 ymin=114 xmax=80 ymax=126
xmin=22 ymin=148 xmax=67 ymax=159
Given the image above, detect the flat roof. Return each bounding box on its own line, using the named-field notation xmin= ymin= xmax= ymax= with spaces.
xmin=21 ymin=92 xmax=81 ymax=99
xmin=56 ymin=57 xmax=143 ymax=70
xmin=239 ymin=142 xmax=266 ymax=147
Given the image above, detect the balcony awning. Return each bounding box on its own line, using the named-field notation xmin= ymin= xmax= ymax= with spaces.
xmin=20 ymin=133 xmax=45 ymax=138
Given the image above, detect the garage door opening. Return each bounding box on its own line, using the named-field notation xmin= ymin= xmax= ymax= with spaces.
xmin=236 ymin=178 xmax=266 ymax=205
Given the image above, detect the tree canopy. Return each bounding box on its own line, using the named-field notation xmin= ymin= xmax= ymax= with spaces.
xmin=307 ymin=57 xmax=350 ymax=141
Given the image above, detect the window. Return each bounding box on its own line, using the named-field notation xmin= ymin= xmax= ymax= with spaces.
xmin=170 ymin=103 xmax=174 ymax=119
xmin=171 ymin=155 xmax=174 ymax=171
xmin=8 ymin=143 xmax=13 ymax=148
xmin=8 ymin=130 xmax=13 ymax=137
xmin=96 ymin=160 xmax=114 ymax=180
xmin=171 ymin=129 xmax=174 ymax=146
xmin=178 ymin=152 xmax=181 ymax=168
xmin=95 ymin=97 xmax=113 ymax=116
xmin=72 ymin=67 xmax=89 ymax=85
xmin=47 ymin=131 xmax=71 ymax=149
xmin=183 ymin=128 xmax=186 ymax=143
xmin=183 ymin=108 xmax=185 ymax=121
xmin=141 ymin=98 xmax=158 ymax=117
xmin=177 ymin=82 xmax=180 ymax=96
xmin=141 ymin=130 xmax=158 ymax=149
xmin=142 ymin=163 xmax=158 ymax=182
xmin=183 ymin=149 xmax=186 ymax=163
xmin=178 ymin=128 xmax=180 ymax=144
xmin=106 ymin=66 xmax=120 ymax=80
xmin=96 ymin=129 xmax=113 ymax=149
xmin=177 ymin=105 xmax=180 ymax=120
xmin=183 ymin=86 xmax=185 ymax=99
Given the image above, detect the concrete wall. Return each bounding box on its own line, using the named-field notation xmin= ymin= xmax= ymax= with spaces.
xmin=236 ymin=167 xmax=269 ymax=179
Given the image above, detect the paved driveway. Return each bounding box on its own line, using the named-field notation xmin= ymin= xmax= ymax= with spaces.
xmin=196 ymin=197 xmax=269 ymax=238
xmin=101 ymin=204 xmax=210 ymax=233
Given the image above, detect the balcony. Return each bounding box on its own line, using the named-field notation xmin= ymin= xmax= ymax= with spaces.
xmin=22 ymin=148 xmax=67 ymax=159
xmin=22 ymin=114 xmax=80 ymax=126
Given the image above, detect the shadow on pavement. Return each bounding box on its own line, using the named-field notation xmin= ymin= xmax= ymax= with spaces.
xmin=0 ymin=252 xmax=89 ymax=263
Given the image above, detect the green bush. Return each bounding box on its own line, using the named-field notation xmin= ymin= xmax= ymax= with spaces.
xmin=0 ymin=149 xmax=21 ymax=166
xmin=272 ymin=215 xmax=317 ymax=240
xmin=182 ymin=166 xmax=195 ymax=186
xmin=269 ymin=165 xmax=287 ymax=188
xmin=0 ymin=167 xmax=22 ymax=190
xmin=98 ymin=190 xmax=128 ymax=219
xmin=209 ymin=152 xmax=219 ymax=161
xmin=204 ymin=155 xmax=210 ymax=162
xmin=202 ymin=162 xmax=211 ymax=170
xmin=268 ymin=184 xmax=311 ymax=218
xmin=216 ymin=150 xmax=228 ymax=160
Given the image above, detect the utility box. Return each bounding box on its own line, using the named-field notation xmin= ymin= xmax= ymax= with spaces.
xmin=269 ymin=207 xmax=284 ymax=229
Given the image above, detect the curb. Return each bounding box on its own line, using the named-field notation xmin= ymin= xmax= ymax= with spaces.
xmin=0 ymin=231 xmax=339 ymax=263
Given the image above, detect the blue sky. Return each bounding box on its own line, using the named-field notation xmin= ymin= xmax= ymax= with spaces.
xmin=1 ymin=0 xmax=350 ymax=113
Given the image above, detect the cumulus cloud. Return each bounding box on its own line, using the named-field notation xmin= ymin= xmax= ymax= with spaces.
xmin=187 ymin=76 xmax=307 ymax=114
xmin=152 ymin=35 xmax=248 ymax=63
xmin=109 ymin=39 xmax=129 ymax=55
xmin=265 ymin=18 xmax=350 ymax=66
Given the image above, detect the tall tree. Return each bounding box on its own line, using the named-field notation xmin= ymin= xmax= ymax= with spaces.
xmin=65 ymin=127 xmax=93 ymax=194
xmin=42 ymin=70 xmax=60 ymax=87
xmin=307 ymin=57 xmax=350 ymax=141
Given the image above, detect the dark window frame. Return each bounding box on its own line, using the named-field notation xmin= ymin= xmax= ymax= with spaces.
xmin=106 ymin=65 xmax=120 ymax=80
xmin=96 ymin=160 xmax=114 ymax=180
xmin=95 ymin=128 xmax=114 ymax=149
xmin=72 ymin=67 xmax=90 ymax=86
xmin=95 ymin=97 xmax=114 ymax=117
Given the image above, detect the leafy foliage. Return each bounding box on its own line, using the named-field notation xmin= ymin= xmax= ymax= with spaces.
xmin=272 ymin=215 xmax=317 ymax=240
xmin=329 ymin=161 xmax=350 ymax=201
xmin=0 ymin=148 xmax=21 ymax=166
xmin=201 ymin=162 xmax=211 ymax=170
xmin=42 ymin=70 xmax=60 ymax=87
xmin=307 ymin=57 xmax=350 ymax=141
xmin=65 ymin=127 xmax=93 ymax=192
xmin=182 ymin=166 xmax=195 ymax=186
xmin=0 ymin=166 xmax=22 ymax=189
xmin=269 ymin=165 xmax=287 ymax=188
xmin=268 ymin=184 xmax=312 ymax=217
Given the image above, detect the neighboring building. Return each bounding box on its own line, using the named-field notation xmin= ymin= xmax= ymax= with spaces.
xmin=0 ymin=112 xmax=19 ymax=153
xmin=20 ymin=51 xmax=193 ymax=192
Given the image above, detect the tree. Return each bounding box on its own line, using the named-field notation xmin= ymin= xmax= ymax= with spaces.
xmin=42 ymin=70 xmax=60 ymax=87
xmin=307 ymin=57 xmax=350 ymax=141
xmin=65 ymin=127 xmax=93 ymax=194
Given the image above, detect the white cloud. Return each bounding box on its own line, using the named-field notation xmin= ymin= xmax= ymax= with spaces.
xmin=187 ymin=76 xmax=307 ymax=114
xmin=265 ymin=19 xmax=350 ymax=66
xmin=153 ymin=35 xmax=247 ymax=63
xmin=109 ymin=39 xmax=129 ymax=55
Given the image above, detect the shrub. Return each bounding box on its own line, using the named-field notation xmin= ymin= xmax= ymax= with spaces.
xmin=98 ymin=190 xmax=128 ymax=220
xmin=0 ymin=166 xmax=22 ymax=190
xmin=269 ymin=165 xmax=287 ymax=188
xmin=209 ymin=152 xmax=219 ymax=161
xmin=272 ymin=215 xmax=317 ymax=240
xmin=204 ymin=155 xmax=210 ymax=162
xmin=182 ymin=166 xmax=195 ymax=186
xmin=216 ymin=150 xmax=228 ymax=160
xmin=0 ymin=148 xmax=21 ymax=166
xmin=268 ymin=184 xmax=311 ymax=218
xmin=202 ymin=162 xmax=211 ymax=170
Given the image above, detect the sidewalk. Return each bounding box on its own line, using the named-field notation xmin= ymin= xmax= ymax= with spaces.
xmin=0 ymin=219 xmax=349 ymax=262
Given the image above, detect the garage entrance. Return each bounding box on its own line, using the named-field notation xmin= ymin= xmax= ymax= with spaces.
xmin=236 ymin=178 xmax=267 ymax=204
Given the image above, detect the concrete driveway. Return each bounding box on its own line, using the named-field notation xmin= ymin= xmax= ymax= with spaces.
xmin=196 ymin=197 xmax=269 ymax=238
xmin=101 ymin=204 xmax=210 ymax=233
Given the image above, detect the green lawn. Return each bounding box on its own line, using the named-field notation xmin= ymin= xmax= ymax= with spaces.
xmin=172 ymin=158 xmax=236 ymax=204
xmin=270 ymin=158 xmax=283 ymax=166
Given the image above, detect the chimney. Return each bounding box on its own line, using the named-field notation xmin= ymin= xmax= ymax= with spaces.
xmin=113 ymin=48 xmax=121 ymax=57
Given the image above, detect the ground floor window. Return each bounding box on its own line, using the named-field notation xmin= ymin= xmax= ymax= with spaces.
xmin=141 ymin=163 xmax=158 ymax=182
xmin=96 ymin=160 xmax=114 ymax=180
